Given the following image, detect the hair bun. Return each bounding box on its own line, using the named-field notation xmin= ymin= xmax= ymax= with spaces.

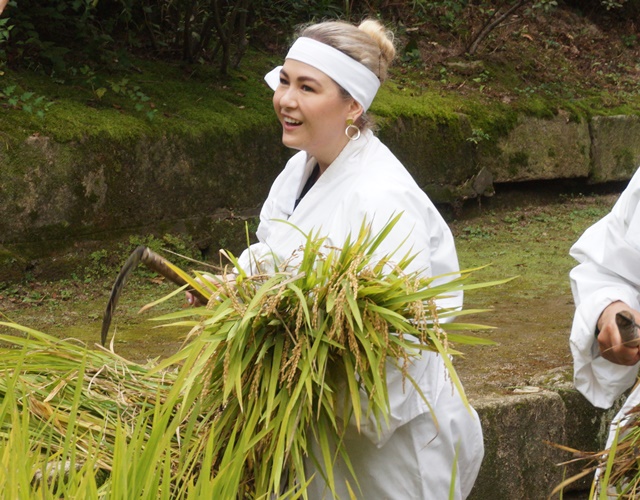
xmin=358 ymin=19 xmax=396 ymax=68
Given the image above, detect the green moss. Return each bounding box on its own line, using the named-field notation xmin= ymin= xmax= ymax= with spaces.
xmin=3 ymin=47 xmax=639 ymax=152
xmin=1 ymin=51 xmax=276 ymax=144
xmin=0 ymin=246 xmax=20 ymax=265
xmin=2 ymin=44 xmax=640 ymax=278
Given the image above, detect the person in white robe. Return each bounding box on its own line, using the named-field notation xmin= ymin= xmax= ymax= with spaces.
xmin=193 ymin=18 xmax=484 ymax=499
xmin=235 ymin=125 xmax=483 ymax=499
xmin=570 ymin=167 xmax=640 ymax=452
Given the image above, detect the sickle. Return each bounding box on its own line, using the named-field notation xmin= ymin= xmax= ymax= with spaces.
xmin=101 ymin=246 xmax=208 ymax=346
xmin=616 ymin=310 xmax=640 ymax=347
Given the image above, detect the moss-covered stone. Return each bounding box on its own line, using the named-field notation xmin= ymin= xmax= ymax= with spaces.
xmin=480 ymin=111 xmax=591 ymax=182
xmin=2 ymin=50 xmax=640 ymax=280
xmin=378 ymin=112 xmax=477 ymax=187
xmin=470 ymin=392 xmax=567 ymax=499
xmin=590 ymin=115 xmax=640 ymax=182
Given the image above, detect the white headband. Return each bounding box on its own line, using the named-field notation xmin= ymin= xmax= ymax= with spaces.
xmin=264 ymin=37 xmax=381 ymax=112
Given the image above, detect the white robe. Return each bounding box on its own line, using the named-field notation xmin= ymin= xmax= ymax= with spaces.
xmin=570 ymin=167 xmax=640 ymax=445
xmin=570 ymin=169 xmax=640 ymax=480
xmin=237 ymin=130 xmax=484 ymax=499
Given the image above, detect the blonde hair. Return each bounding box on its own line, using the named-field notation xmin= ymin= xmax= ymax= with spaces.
xmin=297 ymin=19 xmax=395 ymax=127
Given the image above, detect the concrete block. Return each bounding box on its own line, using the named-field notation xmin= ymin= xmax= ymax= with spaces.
xmin=468 ymin=378 xmax=622 ymax=499
xmin=469 ymin=391 xmax=568 ymax=499
xmin=590 ymin=115 xmax=640 ymax=182
xmin=481 ymin=111 xmax=591 ymax=183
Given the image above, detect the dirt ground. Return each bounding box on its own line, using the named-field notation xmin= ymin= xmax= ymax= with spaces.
xmin=450 ymin=182 xmax=623 ymax=398
xmin=456 ymin=291 xmax=576 ymax=398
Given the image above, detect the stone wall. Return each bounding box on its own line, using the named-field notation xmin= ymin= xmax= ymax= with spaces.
xmin=1 ymin=111 xmax=639 ymax=280
xmin=470 ymin=380 xmax=622 ymax=499
xmin=381 ymin=112 xmax=640 ymax=203
xmin=590 ymin=115 xmax=640 ymax=182
xmin=480 ymin=110 xmax=592 ymax=182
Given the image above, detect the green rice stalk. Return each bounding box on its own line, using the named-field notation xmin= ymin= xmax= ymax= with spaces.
xmin=146 ymin=217 xmax=505 ymax=497
xmin=0 ymin=217 xmax=505 ymax=498
xmin=552 ymin=405 xmax=640 ymax=498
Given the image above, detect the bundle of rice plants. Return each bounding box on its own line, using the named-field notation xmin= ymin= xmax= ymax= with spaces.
xmin=0 ymin=217 xmax=503 ymax=498
xmin=552 ymin=404 xmax=640 ymax=499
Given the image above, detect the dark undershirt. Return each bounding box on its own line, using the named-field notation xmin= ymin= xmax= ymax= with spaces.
xmin=294 ymin=163 xmax=320 ymax=210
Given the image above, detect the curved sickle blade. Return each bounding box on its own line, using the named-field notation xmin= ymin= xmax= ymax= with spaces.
xmin=100 ymin=246 xmax=208 ymax=346
xmin=616 ymin=310 xmax=640 ymax=347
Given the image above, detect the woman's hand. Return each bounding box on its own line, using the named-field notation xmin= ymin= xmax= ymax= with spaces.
xmin=185 ymin=273 xmax=236 ymax=306
xmin=597 ymin=301 xmax=640 ymax=365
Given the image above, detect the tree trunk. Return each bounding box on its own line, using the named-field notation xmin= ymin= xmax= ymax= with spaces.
xmin=232 ymin=0 xmax=249 ymax=69
xmin=211 ymin=0 xmax=230 ymax=75
xmin=182 ymin=0 xmax=195 ymax=62
xmin=466 ymin=0 xmax=531 ymax=56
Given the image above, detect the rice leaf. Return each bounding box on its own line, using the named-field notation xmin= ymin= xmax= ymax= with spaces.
xmin=0 ymin=217 xmax=506 ymax=498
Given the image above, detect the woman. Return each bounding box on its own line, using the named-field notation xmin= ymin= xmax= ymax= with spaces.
xmin=200 ymin=19 xmax=484 ymax=499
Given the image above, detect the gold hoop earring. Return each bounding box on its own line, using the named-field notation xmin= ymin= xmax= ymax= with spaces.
xmin=345 ymin=119 xmax=361 ymax=141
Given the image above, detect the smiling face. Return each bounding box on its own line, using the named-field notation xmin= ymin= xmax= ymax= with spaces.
xmin=273 ymin=59 xmax=362 ymax=172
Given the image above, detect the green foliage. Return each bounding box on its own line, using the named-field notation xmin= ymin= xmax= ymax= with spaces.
xmin=0 ymin=0 xmax=352 ymax=77
xmin=566 ymin=0 xmax=638 ymax=12
xmin=460 ymin=224 xmax=494 ymax=240
xmin=532 ymin=0 xmax=559 ymax=13
xmin=0 ymin=84 xmax=54 ymax=118
xmin=418 ymin=0 xmax=469 ymax=32
xmin=2 ymin=0 xmax=255 ymax=76
xmin=438 ymin=66 xmax=450 ymax=84
xmin=0 ymin=16 xmax=12 ymax=70
xmin=60 ymin=65 xmax=159 ymax=120
xmin=466 ymin=128 xmax=491 ymax=144
xmin=80 ymin=233 xmax=200 ymax=283
xmin=621 ymin=34 xmax=637 ymax=48
xmin=0 ymin=282 xmax=19 ymax=299
xmin=127 ymin=233 xmax=200 ymax=262
xmin=2 ymin=0 xmax=109 ymax=73
xmin=403 ymin=48 xmax=422 ymax=67
xmin=255 ymin=0 xmax=347 ymax=26
xmin=0 ymin=0 xmax=636 ymax=88
xmin=600 ymin=0 xmax=627 ymax=9
xmin=106 ymin=77 xmax=157 ymax=120
xmin=83 ymin=249 xmax=111 ymax=282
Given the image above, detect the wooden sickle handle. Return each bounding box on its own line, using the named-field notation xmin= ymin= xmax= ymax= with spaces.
xmin=101 ymin=246 xmax=207 ymax=346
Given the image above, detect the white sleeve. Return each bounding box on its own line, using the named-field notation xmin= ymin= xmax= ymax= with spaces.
xmin=570 ymin=262 xmax=640 ymax=408
xmin=234 ymin=205 xmax=278 ymax=276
